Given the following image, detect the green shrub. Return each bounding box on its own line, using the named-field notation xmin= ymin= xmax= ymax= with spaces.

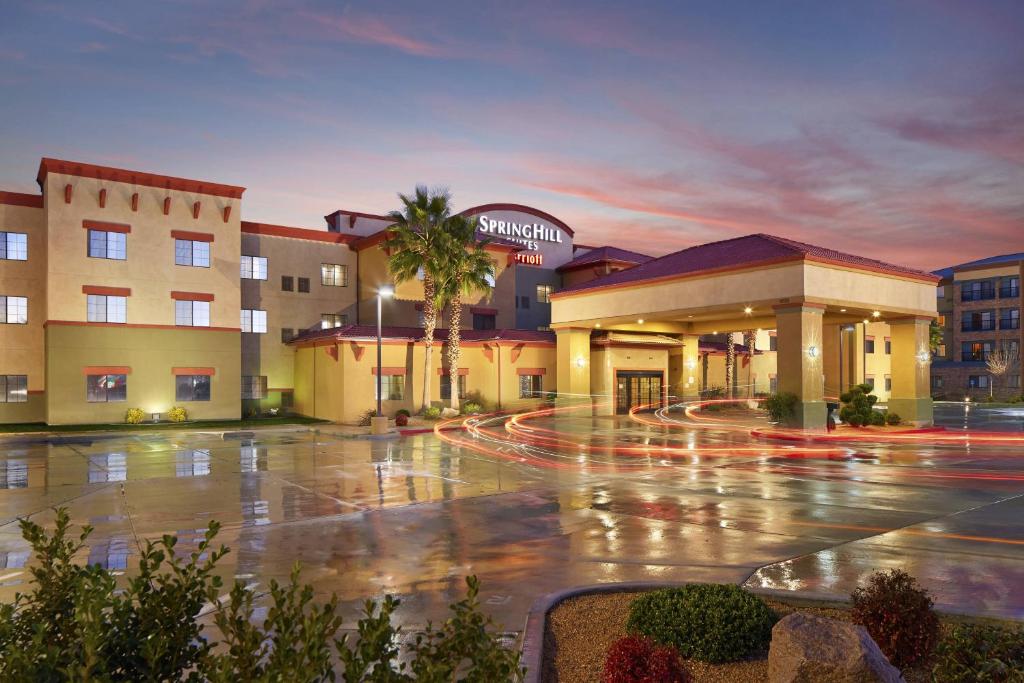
xmin=868 ymin=410 xmax=885 ymax=426
xmin=424 ymin=406 xmax=442 ymax=420
xmin=395 ymin=408 xmax=412 ymax=418
xmin=851 ymin=569 xmax=939 ymax=669
xmin=0 ymin=508 xmax=525 ymax=681
xmin=839 ymin=383 xmax=878 ymax=426
xmin=462 ymin=401 xmax=482 ymax=415
xmin=932 ymin=622 xmax=1024 ymax=682
xmin=168 ymin=406 xmax=188 ymax=423
xmin=848 ymin=414 xmax=863 ymax=427
xmin=125 ymin=407 xmax=145 ymax=424
xmin=885 ymin=412 xmax=902 ymax=426
xmin=626 ymin=584 xmax=776 ymax=664
xmin=358 ymin=408 xmax=377 ymax=426
xmin=764 ymin=392 xmax=799 ymax=423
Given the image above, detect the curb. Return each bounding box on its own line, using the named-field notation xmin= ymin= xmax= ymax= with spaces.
xmin=398 ymin=425 xmax=465 ymax=436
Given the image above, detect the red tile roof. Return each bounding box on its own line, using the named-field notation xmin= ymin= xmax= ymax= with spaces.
xmin=556 ymin=246 xmax=653 ymax=272
xmin=555 ymin=233 xmax=939 ymax=296
xmin=289 ymin=325 xmax=555 ymax=345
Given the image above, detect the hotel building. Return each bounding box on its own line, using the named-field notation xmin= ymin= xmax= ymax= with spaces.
xmin=931 ymin=253 xmax=1024 ymax=399
xmin=1 ymin=157 xmax=934 ymax=427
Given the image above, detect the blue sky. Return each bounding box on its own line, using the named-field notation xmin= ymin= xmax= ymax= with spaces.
xmin=1 ymin=0 xmax=1021 ymax=269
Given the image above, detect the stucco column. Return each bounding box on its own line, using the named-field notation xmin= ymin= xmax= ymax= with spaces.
xmin=887 ymin=316 xmax=934 ymax=426
xmin=555 ymin=328 xmax=592 ymax=400
xmin=680 ymin=334 xmax=700 ymax=400
xmin=774 ymin=304 xmax=827 ymax=430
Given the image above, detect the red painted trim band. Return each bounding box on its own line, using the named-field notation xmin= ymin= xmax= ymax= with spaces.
xmin=83 ymin=220 xmax=131 ymax=234
xmin=241 ymin=221 xmax=356 ymax=244
xmin=516 ymin=367 xmax=547 ymax=375
xmin=83 ymin=366 xmax=131 ymax=375
xmin=437 ymin=367 xmax=470 ymax=376
xmin=82 ymin=285 xmax=132 ymax=296
xmin=171 ymin=230 xmax=214 ymax=242
xmin=371 ymin=367 xmax=406 ymax=376
xmin=0 ymin=190 xmax=43 ymax=208
xmin=170 ymin=291 xmax=215 ymax=301
xmin=172 ymin=367 xmax=215 ymax=376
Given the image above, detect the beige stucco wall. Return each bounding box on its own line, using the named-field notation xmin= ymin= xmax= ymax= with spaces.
xmin=0 ymin=199 xmax=46 ymax=418
xmin=45 ymin=324 xmax=240 ymax=424
xmin=42 ymin=172 xmax=241 ymax=327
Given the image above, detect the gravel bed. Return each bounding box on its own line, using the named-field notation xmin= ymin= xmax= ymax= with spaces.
xmin=542 ymin=591 xmax=949 ymax=682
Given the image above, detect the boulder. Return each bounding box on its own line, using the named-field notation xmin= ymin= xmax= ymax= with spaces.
xmin=768 ymin=612 xmax=905 ymax=683
xmin=441 ymin=407 xmax=460 ymax=418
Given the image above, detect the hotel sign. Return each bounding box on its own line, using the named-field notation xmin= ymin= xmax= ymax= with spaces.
xmin=476 ymin=215 xmax=563 ymax=252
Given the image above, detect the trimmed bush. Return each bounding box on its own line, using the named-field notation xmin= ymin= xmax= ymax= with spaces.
xmin=848 ymin=414 xmax=864 ymax=427
xmin=764 ymin=392 xmax=799 ymax=423
xmin=868 ymin=410 xmax=885 ymax=426
xmin=395 ymin=413 xmax=409 ymax=427
xmin=395 ymin=408 xmax=412 ymax=418
xmin=168 ymin=406 xmax=188 ymax=423
xmin=462 ymin=401 xmax=482 ymax=415
xmin=851 ymin=569 xmax=939 ymax=669
xmin=0 ymin=508 xmax=525 ymax=681
xmin=603 ymin=635 xmax=688 ymax=683
xmin=125 ymin=407 xmax=145 ymax=424
xmin=839 ymin=383 xmax=878 ymax=426
xmin=626 ymin=584 xmax=775 ymax=664
xmin=424 ymin=406 xmax=442 ymax=420
xmin=932 ymin=622 xmax=1024 ymax=682
xmin=885 ymin=412 xmax=902 ymax=426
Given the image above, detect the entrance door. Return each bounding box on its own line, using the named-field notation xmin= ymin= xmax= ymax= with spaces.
xmin=615 ymin=371 xmax=664 ymax=414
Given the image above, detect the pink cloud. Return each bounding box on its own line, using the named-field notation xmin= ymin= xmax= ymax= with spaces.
xmin=301 ymin=10 xmax=456 ymax=58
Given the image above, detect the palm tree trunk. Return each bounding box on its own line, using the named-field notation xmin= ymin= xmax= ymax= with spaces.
xmin=725 ymin=332 xmax=735 ymax=399
xmin=421 ymin=276 xmax=436 ymax=413
xmin=447 ymin=283 xmax=463 ymax=411
xmin=745 ymin=330 xmax=756 ymax=397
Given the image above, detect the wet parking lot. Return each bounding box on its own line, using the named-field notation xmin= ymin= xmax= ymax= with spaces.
xmin=1 ymin=402 xmax=1022 ymax=640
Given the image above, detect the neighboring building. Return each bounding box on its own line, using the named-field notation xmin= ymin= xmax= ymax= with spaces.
xmin=1 ymin=156 xmax=916 ymax=426
xmin=930 ymin=253 xmax=1024 ymax=399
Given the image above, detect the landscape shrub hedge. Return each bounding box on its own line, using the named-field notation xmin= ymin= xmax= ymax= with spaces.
xmin=764 ymin=392 xmax=799 ymax=423
xmin=602 ymin=635 xmax=688 ymax=683
xmin=851 ymin=569 xmax=940 ymax=669
xmin=0 ymin=508 xmax=524 ymax=681
xmin=168 ymin=406 xmax=188 ymax=423
xmin=626 ymin=584 xmax=776 ymax=664
xmin=424 ymin=406 xmax=442 ymax=420
xmin=931 ymin=622 xmax=1024 ymax=682
xmin=125 ymin=407 xmax=145 ymax=424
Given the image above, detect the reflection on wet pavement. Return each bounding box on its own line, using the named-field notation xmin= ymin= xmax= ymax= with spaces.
xmin=0 ymin=404 xmax=1021 ymax=641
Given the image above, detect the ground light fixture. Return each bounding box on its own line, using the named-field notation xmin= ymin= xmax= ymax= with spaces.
xmin=376 ymin=286 xmax=395 ymax=417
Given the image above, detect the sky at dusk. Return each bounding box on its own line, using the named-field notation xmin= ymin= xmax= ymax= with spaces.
xmin=1 ymin=0 xmax=1022 ymax=270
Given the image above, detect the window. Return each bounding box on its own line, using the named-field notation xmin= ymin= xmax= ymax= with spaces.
xmin=1 ymin=296 xmax=28 ymax=324
xmin=1002 ymin=339 xmax=1020 ymax=358
xmin=174 ymin=239 xmax=210 ymax=267
xmin=440 ymin=374 xmax=466 ymax=401
xmin=175 ymin=375 xmax=211 ymax=401
xmin=962 ymin=340 xmax=994 ymax=361
xmin=536 ymin=284 xmax=553 ymax=303
xmin=884 ymin=339 xmax=891 ymax=354
xmin=884 ymin=376 xmax=892 ymax=392
xmin=0 ymin=375 xmax=27 ymax=403
xmin=321 ymin=263 xmax=348 ymax=287
xmin=240 ymin=255 xmax=267 ymax=279
xmin=241 ymin=375 xmax=267 ymax=399
xmin=87 ymin=295 xmax=126 ymax=324
xmin=375 ymin=375 xmax=405 ymax=401
xmin=936 ymin=344 xmax=946 ymax=358
xmin=1008 ymin=375 xmax=1021 ymax=389
xmin=473 ymin=313 xmax=496 ymax=330
xmin=936 ymin=285 xmax=945 ymax=298
xmin=241 ymin=309 xmax=267 ymax=333
xmin=281 ymin=275 xmax=294 ymax=291
xmin=281 ymin=328 xmax=294 ymax=343
xmin=321 ymin=314 xmax=347 ymax=329
xmin=865 ymin=337 xmax=875 ymax=354
xmin=769 ymin=335 xmax=777 ymax=351
xmin=962 ymin=310 xmax=995 ymax=331
xmin=931 ymin=375 xmax=943 ymax=389
xmin=865 ymin=376 xmax=875 ymax=389
xmin=88 ymin=230 xmax=126 ymax=260
xmin=520 ymin=295 xmax=530 ymax=309
xmin=999 ymin=276 xmax=1019 ymax=298
xmin=519 ymin=374 xmax=543 ymax=398
xmin=87 ymin=374 xmax=127 ymax=402
xmin=968 ymin=375 xmax=990 ymax=389
xmin=175 ymin=300 xmax=210 ymax=327
xmin=961 ymin=280 xmax=995 ymax=301
xmin=0 ymin=232 xmax=27 ymax=261
xmin=999 ymin=308 xmax=1019 ymax=330
xmin=298 ymin=277 xmax=310 ymax=293
xmin=484 ymin=272 xmax=496 ymax=288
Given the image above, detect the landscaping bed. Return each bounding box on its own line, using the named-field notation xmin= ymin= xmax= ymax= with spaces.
xmin=542 ymin=589 xmax=1019 ymax=682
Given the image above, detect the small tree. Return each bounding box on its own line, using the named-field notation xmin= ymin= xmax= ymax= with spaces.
xmin=743 ymin=330 xmax=756 ymax=397
xmin=839 ymin=383 xmax=884 ymax=427
xmin=928 ymin=319 xmax=944 ymax=355
xmin=985 ymin=347 xmax=1018 ymax=399
xmin=724 ymin=333 xmax=736 ymax=400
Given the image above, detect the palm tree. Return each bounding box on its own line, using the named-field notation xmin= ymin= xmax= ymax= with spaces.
xmin=744 ymin=330 xmax=756 ymax=397
xmin=725 ymin=332 xmax=736 ymax=399
xmin=386 ymin=186 xmax=451 ymax=413
xmin=436 ymin=215 xmax=496 ymax=411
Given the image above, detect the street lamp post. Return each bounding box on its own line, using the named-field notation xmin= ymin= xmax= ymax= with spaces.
xmin=376 ymin=286 xmax=394 ymax=420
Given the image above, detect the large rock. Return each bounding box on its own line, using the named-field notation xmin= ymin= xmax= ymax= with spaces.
xmin=768 ymin=612 xmax=905 ymax=683
xmin=441 ymin=407 xmax=460 ymax=418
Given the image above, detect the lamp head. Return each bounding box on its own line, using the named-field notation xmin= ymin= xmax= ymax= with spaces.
xmin=378 ymin=285 xmax=394 ymax=298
